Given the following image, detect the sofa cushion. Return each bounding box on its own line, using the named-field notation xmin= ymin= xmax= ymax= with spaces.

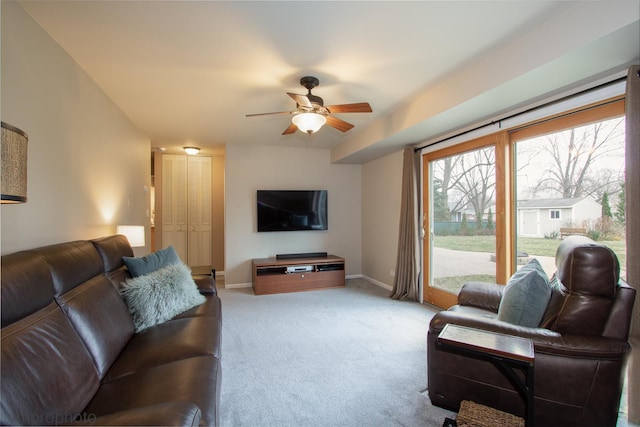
xmin=121 ymin=263 xmax=206 ymax=332
xmin=105 ymin=266 xmax=133 ymax=291
xmin=56 ymin=275 xmax=135 ymax=378
xmin=123 ymin=246 xmax=180 ymax=277
xmin=0 ymin=303 xmax=100 ymax=425
xmin=1 ymin=251 xmax=54 ymax=328
xmin=173 ymin=292 xmax=222 ymax=319
xmin=497 ymin=259 xmax=551 ymax=327
xmin=92 ymin=235 xmax=134 ymax=273
xmin=35 ymin=241 xmax=104 ymax=296
xmin=104 ymin=315 xmax=221 ymax=381
xmin=85 ymin=357 xmax=220 ymax=427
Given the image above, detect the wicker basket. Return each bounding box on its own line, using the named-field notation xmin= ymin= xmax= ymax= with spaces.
xmin=456 ymin=400 xmax=524 ymax=427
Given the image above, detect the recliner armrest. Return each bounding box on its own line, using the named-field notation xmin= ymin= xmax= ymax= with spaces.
xmin=457 ymin=281 xmax=504 ymax=312
xmin=429 ymin=310 xmax=631 ymax=359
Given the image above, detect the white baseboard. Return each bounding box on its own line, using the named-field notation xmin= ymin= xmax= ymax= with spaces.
xmin=361 ymin=275 xmax=393 ymax=291
xmin=224 ymin=282 xmax=253 ymax=289
xmin=347 ymin=274 xmax=393 ymax=292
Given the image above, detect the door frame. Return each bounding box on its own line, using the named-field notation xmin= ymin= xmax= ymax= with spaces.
xmin=422 ymin=133 xmax=513 ymax=308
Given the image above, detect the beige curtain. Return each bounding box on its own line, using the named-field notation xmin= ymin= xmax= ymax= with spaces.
xmin=391 ymin=147 xmax=420 ymax=301
xmin=626 ymin=64 xmax=640 ymax=424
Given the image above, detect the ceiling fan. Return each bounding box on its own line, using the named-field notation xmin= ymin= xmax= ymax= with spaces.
xmin=246 ymin=76 xmax=372 ymax=135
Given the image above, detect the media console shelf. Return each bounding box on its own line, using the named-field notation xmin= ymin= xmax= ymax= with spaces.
xmin=252 ymin=255 xmax=345 ymax=295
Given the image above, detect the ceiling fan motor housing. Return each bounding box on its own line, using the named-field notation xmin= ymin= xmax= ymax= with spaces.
xmin=300 ymin=76 xmax=320 ymax=90
xmin=300 ymin=76 xmax=324 ymax=107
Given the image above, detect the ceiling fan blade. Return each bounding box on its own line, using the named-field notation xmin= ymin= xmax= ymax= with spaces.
xmin=326 ymin=115 xmax=354 ymax=132
xmin=246 ymin=111 xmax=295 ymax=117
xmin=282 ymin=123 xmax=298 ymax=135
xmin=287 ymin=92 xmax=312 ymax=108
xmin=326 ymin=102 xmax=372 ymax=113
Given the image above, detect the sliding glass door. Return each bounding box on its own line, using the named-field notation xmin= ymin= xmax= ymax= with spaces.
xmin=423 ymin=136 xmax=500 ymax=308
xmin=422 ymin=98 xmax=625 ymax=309
xmin=512 ymin=101 xmax=626 ymax=280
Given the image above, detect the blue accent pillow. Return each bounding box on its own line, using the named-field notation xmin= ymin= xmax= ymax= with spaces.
xmin=497 ymin=259 xmax=551 ymax=327
xmin=122 ymin=246 xmax=181 ymax=277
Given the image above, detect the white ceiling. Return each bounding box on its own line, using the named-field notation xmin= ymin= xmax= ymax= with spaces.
xmin=17 ymin=1 xmax=640 ymax=163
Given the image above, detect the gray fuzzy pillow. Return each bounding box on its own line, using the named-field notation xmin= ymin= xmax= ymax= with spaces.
xmin=121 ymin=262 xmax=206 ymax=332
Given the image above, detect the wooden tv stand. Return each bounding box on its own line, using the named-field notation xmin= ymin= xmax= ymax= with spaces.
xmin=252 ymin=255 xmax=345 ymax=295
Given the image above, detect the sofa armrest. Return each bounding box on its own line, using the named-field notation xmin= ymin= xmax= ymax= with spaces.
xmin=69 ymin=402 xmax=201 ymax=426
xmin=194 ymin=271 xmax=217 ymax=295
xmin=429 ymin=310 xmax=631 ymax=359
xmin=457 ymin=281 xmax=504 ymax=312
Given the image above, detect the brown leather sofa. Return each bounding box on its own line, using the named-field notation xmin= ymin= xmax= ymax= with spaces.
xmin=427 ymin=236 xmax=635 ymax=427
xmin=1 ymin=235 xmax=222 ymax=426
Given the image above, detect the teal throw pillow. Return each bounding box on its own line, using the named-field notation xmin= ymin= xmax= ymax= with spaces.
xmin=121 ymin=262 xmax=206 ymax=332
xmin=123 ymin=246 xmax=180 ymax=277
xmin=497 ymin=259 xmax=551 ymax=327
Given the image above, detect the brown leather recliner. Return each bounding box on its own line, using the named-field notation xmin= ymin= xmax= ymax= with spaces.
xmin=427 ymin=236 xmax=636 ymax=427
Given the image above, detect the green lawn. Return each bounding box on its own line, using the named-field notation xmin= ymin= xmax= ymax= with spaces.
xmin=434 ymin=235 xmax=627 ymax=269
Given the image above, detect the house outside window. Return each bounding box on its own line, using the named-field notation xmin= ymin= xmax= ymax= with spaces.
xmin=550 ymin=210 xmax=561 ymax=220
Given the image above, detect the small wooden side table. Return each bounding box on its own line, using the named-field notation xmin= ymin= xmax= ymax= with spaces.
xmin=437 ymin=324 xmax=535 ymax=426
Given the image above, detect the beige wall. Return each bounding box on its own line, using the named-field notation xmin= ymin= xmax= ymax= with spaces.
xmin=1 ymin=1 xmax=150 ymax=255
xmin=361 ymin=150 xmax=403 ymax=287
xmin=224 ymin=144 xmax=362 ymax=286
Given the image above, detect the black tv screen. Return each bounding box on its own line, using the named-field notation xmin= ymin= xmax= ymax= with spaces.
xmin=257 ymin=190 xmax=328 ymax=232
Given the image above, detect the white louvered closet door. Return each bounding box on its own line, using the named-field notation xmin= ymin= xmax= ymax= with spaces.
xmin=162 ymin=155 xmax=188 ymax=262
xmin=161 ymin=154 xmax=212 ymax=270
xmin=187 ymin=156 xmax=213 ymax=269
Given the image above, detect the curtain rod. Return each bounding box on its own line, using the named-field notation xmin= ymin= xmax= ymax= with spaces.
xmin=413 ymin=75 xmax=628 ymax=153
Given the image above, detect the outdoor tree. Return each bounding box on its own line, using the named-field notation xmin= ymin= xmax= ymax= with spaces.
xmin=452 ymin=147 xmax=495 ymax=229
xmin=615 ymin=182 xmax=625 ymax=225
xmin=432 ymin=156 xmax=465 ymax=218
xmin=431 ymin=147 xmax=496 ymax=234
xmin=460 ymin=213 xmax=469 ymax=235
xmin=532 ymin=118 xmax=625 ymax=199
xmin=432 ymin=178 xmax=450 ymax=221
xmin=486 ymin=208 xmax=494 ymax=232
xmin=601 ymin=191 xmax=612 ymax=218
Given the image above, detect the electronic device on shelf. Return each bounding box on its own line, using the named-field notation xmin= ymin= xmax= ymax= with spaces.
xmin=285 ymin=265 xmax=314 ymax=273
xmin=316 ymin=264 xmax=343 ymax=272
xmin=277 ymin=252 xmax=328 ymax=260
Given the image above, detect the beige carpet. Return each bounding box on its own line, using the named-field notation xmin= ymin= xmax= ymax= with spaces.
xmin=217 ymin=278 xmax=456 ymax=427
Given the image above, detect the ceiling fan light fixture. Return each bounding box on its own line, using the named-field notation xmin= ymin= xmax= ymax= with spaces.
xmin=292 ymin=112 xmax=326 ymax=134
xmin=183 ymin=146 xmax=200 ymax=155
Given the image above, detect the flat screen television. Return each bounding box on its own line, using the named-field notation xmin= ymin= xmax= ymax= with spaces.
xmin=257 ymin=190 xmax=328 ymax=232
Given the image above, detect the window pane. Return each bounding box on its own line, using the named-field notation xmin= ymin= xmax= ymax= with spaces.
xmin=515 ymin=117 xmax=626 ymax=279
xmin=430 ymin=146 xmax=497 ymax=295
